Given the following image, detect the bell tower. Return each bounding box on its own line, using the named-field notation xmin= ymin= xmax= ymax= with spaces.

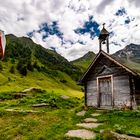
xmin=98 ymin=23 xmax=109 ymax=53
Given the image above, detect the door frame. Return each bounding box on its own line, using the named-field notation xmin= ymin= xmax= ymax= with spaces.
xmin=97 ymin=75 xmax=114 ymax=107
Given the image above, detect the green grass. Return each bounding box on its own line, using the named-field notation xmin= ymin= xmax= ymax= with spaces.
xmin=0 ymin=90 xmax=84 ymax=140
xmin=0 ymin=55 xmax=140 ymax=139
xmin=0 ymin=59 xmax=84 ymax=139
xmin=0 ymin=109 xmax=86 ymax=140
xmin=97 ymin=110 xmax=140 ymax=137
xmin=82 ymin=109 xmax=140 ymax=139
xmin=125 ymin=61 xmax=140 ymax=74
xmin=0 ymin=91 xmax=140 ymax=140
xmin=0 ymin=53 xmax=84 ymax=139
xmin=71 ymin=52 xmax=95 ymax=73
xmin=72 ymin=59 xmax=92 ymax=73
xmin=0 ymin=61 xmax=83 ymax=98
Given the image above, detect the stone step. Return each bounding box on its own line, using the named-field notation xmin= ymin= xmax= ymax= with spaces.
xmin=84 ymin=118 xmax=98 ymax=123
xmin=65 ymin=129 xmax=96 ymax=139
xmin=76 ymin=110 xmax=86 ymax=116
xmin=76 ymin=123 xmax=102 ymax=129
xmin=91 ymin=113 xmax=101 ymax=117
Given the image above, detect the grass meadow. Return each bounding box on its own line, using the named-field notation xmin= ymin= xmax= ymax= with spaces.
xmin=0 ymin=90 xmax=140 ymax=140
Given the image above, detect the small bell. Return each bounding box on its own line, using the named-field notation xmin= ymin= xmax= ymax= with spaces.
xmin=102 ymin=41 xmax=106 ymax=44
xmin=98 ymin=23 xmax=109 ymax=53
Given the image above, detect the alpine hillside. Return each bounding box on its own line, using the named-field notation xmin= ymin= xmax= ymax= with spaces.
xmin=0 ymin=34 xmax=83 ymax=97
xmin=71 ymin=51 xmax=95 ymax=72
xmin=113 ymin=43 xmax=140 ymax=73
xmin=113 ymin=44 xmax=140 ymax=62
xmin=72 ymin=43 xmax=140 ymax=74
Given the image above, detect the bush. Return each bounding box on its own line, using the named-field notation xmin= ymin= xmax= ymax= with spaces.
xmin=10 ymin=58 xmax=15 ymax=64
xmin=27 ymin=60 xmax=34 ymax=72
xmin=101 ymin=130 xmax=117 ymax=140
xmin=60 ymin=79 xmax=67 ymax=83
xmin=0 ymin=61 xmax=3 ymax=70
xmin=38 ymin=93 xmax=80 ymax=109
xmin=0 ymin=93 xmax=13 ymax=100
xmin=33 ymin=61 xmax=41 ymax=71
xmin=19 ymin=66 xmax=27 ymax=76
xmin=17 ymin=59 xmax=28 ymax=76
xmin=9 ymin=65 xmax=15 ymax=74
xmin=17 ymin=59 xmax=24 ymax=71
xmin=18 ymin=92 xmax=80 ymax=109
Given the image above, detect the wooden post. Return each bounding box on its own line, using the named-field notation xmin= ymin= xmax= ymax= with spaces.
xmin=111 ymin=75 xmax=114 ymax=107
xmin=129 ymin=75 xmax=135 ymax=109
xmin=84 ymin=84 xmax=87 ymax=106
xmin=106 ymin=37 xmax=109 ymax=54
xmin=97 ymin=77 xmax=100 ymax=107
xmin=99 ymin=40 xmax=102 ymax=51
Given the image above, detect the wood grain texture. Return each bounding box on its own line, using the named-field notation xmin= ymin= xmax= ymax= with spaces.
xmin=84 ymin=53 xmax=140 ymax=108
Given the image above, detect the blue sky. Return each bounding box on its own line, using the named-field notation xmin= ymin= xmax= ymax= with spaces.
xmin=0 ymin=0 xmax=140 ymax=60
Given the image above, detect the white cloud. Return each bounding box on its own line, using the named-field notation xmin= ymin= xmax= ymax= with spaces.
xmin=31 ymin=32 xmax=46 ymax=47
xmin=44 ymin=35 xmax=62 ymax=49
xmin=128 ymin=0 xmax=140 ymax=7
xmin=0 ymin=0 xmax=140 ymax=60
xmin=96 ymin=0 xmax=114 ymax=13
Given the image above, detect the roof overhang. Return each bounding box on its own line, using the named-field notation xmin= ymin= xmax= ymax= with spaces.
xmin=80 ymin=50 xmax=140 ymax=83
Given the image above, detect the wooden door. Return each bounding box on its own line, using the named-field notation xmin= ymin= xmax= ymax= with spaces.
xmin=98 ymin=77 xmax=112 ymax=107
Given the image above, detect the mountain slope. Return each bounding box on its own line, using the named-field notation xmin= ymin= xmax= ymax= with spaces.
xmin=5 ymin=34 xmax=82 ymax=80
xmin=113 ymin=43 xmax=140 ymax=73
xmin=71 ymin=51 xmax=95 ymax=72
xmin=72 ymin=43 xmax=140 ymax=75
xmin=113 ymin=43 xmax=140 ymax=62
xmin=0 ymin=34 xmax=83 ymax=97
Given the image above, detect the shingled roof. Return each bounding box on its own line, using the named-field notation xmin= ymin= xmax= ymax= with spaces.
xmin=80 ymin=50 xmax=140 ymax=83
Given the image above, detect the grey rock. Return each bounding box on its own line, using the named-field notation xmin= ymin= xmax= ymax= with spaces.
xmin=32 ymin=103 xmax=49 ymax=107
xmin=23 ymin=87 xmax=45 ymax=93
xmin=76 ymin=123 xmax=102 ymax=129
xmin=60 ymin=95 xmax=70 ymax=100
xmin=84 ymin=118 xmax=98 ymax=123
xmin=76 ymin=111 xmax=86 ymax=116
xmin=65 ymin=129 xmax=96 ymax=139
xmin=91 ymin=113 xmax=101 ymax=117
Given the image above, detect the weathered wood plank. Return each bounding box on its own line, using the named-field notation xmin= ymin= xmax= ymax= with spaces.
xmin=113 ymin=76 xmax=131 ymax=107
xmin=84 ymin=53 xmax=140 ymax=108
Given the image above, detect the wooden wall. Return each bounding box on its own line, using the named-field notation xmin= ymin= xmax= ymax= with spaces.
xmin=134 ymin=78 xmax=140 ymax=105
xmin=113 ymin=75 xmax=131 ymax=108
xmin=84 ymin=54 xmax=134 ymax=108
xmin=86 ymin=80 xmax=98 ymax=107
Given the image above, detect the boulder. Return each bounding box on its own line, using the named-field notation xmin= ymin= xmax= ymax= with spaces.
xmin=76 ymin=123 xmax=102 ymax=129
xmin=65 ymin=129 xmax=96 ymax=139
xmin=13 ymin=93 xmax=27 ymax=99
xmin=76 ymin=111 xmax=86 ymax=116
xmin=60 ymin=95 xmax=70 ymax=100
xmin=32 ymin=103 xmax=49 ymax=107
xmin=84 ymin=118 xmax=98 ymax=123
xmin=23 ymin=87 xmax=45 ymax=93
